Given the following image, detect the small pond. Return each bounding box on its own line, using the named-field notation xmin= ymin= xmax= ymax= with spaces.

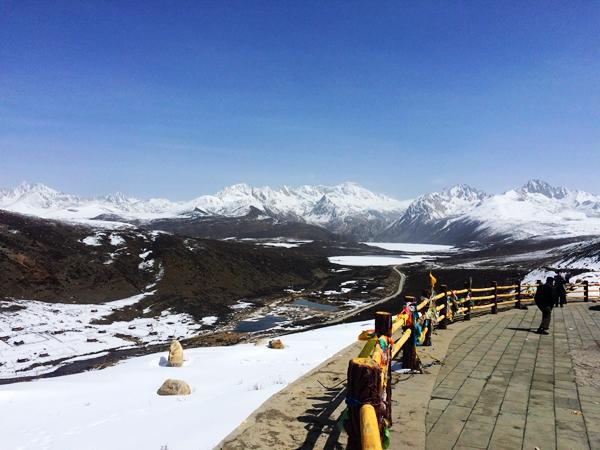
xmin=235 ymin=315 xmax=286 ymax=332
xmin=292 ymin=298 xmax=339 ymax=312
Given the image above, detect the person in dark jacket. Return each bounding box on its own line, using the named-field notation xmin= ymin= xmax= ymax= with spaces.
xmin=554 ymin=273 xmax=567 ymax=307
xmin=535 ymin=277 xmax=554 ymax=334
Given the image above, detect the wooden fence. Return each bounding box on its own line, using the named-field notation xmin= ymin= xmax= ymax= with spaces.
xmin=342 ymin=279 xmax=600 ymax=450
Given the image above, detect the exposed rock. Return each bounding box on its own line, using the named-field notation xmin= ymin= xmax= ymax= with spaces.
xmin=268 ymin=339 xmax=285 ymax=349
xmin=168 ymin=339 xmax=184 ymax=367
xmin=156 ymin=378 xmax=191 ymax=396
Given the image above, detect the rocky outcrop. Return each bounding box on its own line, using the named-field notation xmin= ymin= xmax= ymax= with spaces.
xmin=156 ymin=378 xmax=191 ymax=396
xmin=268 ymin=339 xmax=285 ymax=349
xmin=167 ymin=340 xmax=184 ymax=367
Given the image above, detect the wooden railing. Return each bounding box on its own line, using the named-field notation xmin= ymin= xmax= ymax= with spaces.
xmin=342 ymin=279 xmax=599 ymax=449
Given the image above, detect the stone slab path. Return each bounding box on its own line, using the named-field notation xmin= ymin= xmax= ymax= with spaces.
xmin=426 ymin=301 xmax=600 ymax=450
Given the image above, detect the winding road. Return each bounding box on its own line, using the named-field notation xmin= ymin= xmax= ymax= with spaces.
xmin=325 ymin=265 xmax=406 ymax=326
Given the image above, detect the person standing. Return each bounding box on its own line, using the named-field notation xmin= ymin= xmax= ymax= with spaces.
xmin=535 ymin=277 xmax=554 ymax=334
xmin=554 ymin=273 xmax=567 ymax=307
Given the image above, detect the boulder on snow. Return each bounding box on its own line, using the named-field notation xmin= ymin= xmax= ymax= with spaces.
xmin=156 ymin=378 xmax=191 ymax=396
xmin=167 ymin=339 xmax=184 ymax=367
xmin=268 ymin=339 xmax=285 ymax=349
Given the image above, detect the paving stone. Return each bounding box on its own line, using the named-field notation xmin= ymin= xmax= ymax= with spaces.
xmin=556 ymin=431 xmax=591 ymax=450
xmin=425 ymin=303 xmax=598 ymax=450
xmin=427 ymin=415 xmax=464 ymax=450
xmin=500 ymin=400 xmax=528 ymax=415
xmin=523 ymin=421 xmax=557 ymax=450
xmin=443 ymin=404 xmax=472 ymax=421
xmin=588 ymin=432 xmax=600 ymax=450
xmin=426 ymin=408 xmax=444 ymax=432
xmin=454 ymin=421 xmax=494 ymax=449
xmin=452 ymin=393 xmax=479 ymax=409
xmin=428 ymin=397 xmax=451 ymax=410
xmin=432 ymin=387 xmax=458 ymax=400
xmin=487 ymin=427 xmax=524 ymax=450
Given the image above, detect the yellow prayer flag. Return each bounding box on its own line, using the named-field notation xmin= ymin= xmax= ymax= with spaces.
xmin=429 ymin=272 xmax=437 ymax=288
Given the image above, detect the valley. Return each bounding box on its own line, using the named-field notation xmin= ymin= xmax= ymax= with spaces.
xmin=1 ymin=180 xmax=600 ymax=384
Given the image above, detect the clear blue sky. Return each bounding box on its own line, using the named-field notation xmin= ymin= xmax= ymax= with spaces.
xmin=1 ymin=1 xmax=599 ymax=200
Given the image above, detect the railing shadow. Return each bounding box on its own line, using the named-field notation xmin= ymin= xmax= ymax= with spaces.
xmin=295 ymin=384 xmax=346 ymax=450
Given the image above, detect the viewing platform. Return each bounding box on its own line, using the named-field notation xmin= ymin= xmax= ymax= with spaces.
xmin=218 ymin=301 xmax=600 ymax=450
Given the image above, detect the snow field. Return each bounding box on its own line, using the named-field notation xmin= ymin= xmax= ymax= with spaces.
xmin=0 ymin=288 xmax=206 ymax=379
xmin=0 ymin=320 xmax=371 ymax=450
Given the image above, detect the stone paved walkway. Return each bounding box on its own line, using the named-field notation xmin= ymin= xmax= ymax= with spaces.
xmin=426 ymin=301 xmax=600 ymax=450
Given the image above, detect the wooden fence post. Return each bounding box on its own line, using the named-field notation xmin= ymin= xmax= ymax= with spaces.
xmin=374 ymin=311 xmax=393 ymax=425
xmin=402 ymin=324 xmax=419 ymax=371
xmin=438 ymin=285 xmax=448 ymax=330
xmin=491 ymin=281 xmax=498 ymax=314
xmin=584 ymin=280 xmax=589 ymax=302
xmin=375 ymin=311 xmax=392 ymax=338
xmin=423 ymin=322 xmax=432 ymax=346
xmin=346 ymin=358 xmax=383 ymax=450
xmin=465 ymin=281 xmax=472 ymax=321
xmin=515 ymin=279 xmax=522 ymax=309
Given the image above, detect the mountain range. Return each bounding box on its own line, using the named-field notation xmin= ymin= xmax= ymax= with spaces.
xmin=1 ymin=180 xmax=600 ymax=244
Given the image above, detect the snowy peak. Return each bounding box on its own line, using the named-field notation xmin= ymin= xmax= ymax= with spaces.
xmin=102 ymin=192 xmax=140 ymax=205
xmin=216 ymin=183 xmax=254 ymax=198
xmin=519 ymin=179 xmax=569 ymax=199
xmin=0 ymin=182 xmax=80 ymax=210
xmin=402 ymin=184 xmax=488 ymax=223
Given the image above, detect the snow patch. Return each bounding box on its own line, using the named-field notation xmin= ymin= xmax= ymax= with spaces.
xmin=108 ymin=233 xmax=126 ymax=246
xmin=201 ymin=316 xmax=218 ymax=326
xmin=230 ymin=301 xmax=253 ymax=310
xmin=81 ymin=233 xmax=103 ymax=246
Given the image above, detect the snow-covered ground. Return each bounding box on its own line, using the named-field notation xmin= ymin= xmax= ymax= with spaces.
xmin=259 ymin=241 xmax=310 ymax=248
xmin=246 ymin=238 xmax=313 ymax=248
xmin=0 ymin=290 xmax=209 ymax=379
xmin=522 ymin=243 xmax=600 ymax=287
xmin=0 ymin=320 xmax=371 ymax=450
xmin=363 ymin=242 xmax=455 ymax=252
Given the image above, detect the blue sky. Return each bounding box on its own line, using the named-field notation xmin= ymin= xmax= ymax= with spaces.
xmin=1 ymin=1 xmax=599 ymax=200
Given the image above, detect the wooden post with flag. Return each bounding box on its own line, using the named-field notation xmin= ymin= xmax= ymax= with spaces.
xmin=429 ymin=272 xmax=437 ymax=291
xmin=438 ymin=285 xmax=449 ymax=330
xmin=465 ymin=280 xmax=472 ymax=321
xmin=491 ymin=281 xmax=498 ymax=314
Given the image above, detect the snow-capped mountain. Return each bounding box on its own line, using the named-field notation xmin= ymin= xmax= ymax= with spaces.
xmin=0 ymin=182 xmax=410 ymax=238
xmin=377 ymin=184 xmax=489 ymax=242
xmin=379 ymin=180 xmax=600 ymax=244
xmin=464 ymin=180 xmax=600 ymax=241
xmin=396 ymin=184 xmax=488 ymax=223
xmin=3 ymin=180 xmax=600 ymax=243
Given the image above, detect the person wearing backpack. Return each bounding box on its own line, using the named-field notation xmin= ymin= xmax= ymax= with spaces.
xmin=535 ymin=277 xmax=554 ymax=335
